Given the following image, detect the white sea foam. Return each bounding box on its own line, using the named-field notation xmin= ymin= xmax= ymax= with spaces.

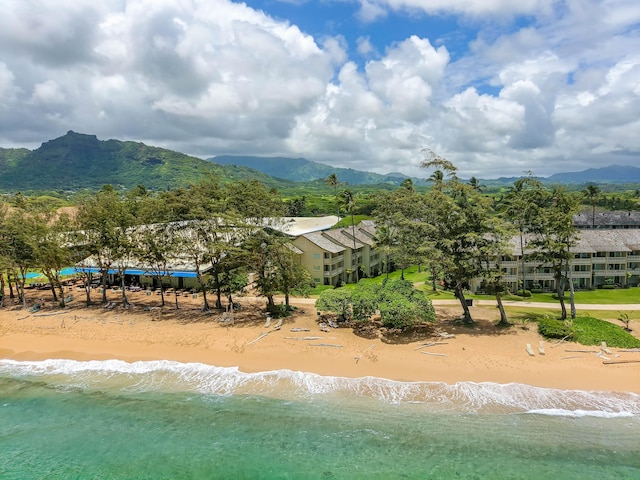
xmin=526 ymin=408 xmax=635 ymax=418
xmin=1 ymin=358 xmax=639 ymax=416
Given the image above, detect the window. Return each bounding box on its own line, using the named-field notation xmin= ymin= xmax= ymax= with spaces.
xmin=595 ymin=252 xmax=606 ymax=258
xmin=323 ymin=253 xmax=330 ymax=259
xmin=313 ymin=265 xmax=320 ymax=270
xmin=313 ymin=253 xmax=321 ymax=259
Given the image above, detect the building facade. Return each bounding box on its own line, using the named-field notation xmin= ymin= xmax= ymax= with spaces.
xmin=476 ymin=229 xmax=640 ymax=293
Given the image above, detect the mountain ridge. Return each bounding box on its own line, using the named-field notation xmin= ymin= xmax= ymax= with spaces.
xmin=0 ymin=131 xmax=288 ymax=191
xmin=1 ymin=132 xmax=638 ymax=192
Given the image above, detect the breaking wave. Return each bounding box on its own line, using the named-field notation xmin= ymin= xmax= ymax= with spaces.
xmin=1 ymin=358 xmax=639 ymax=416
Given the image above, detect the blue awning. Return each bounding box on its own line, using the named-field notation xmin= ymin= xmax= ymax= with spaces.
xmin=75 ymin=267 xmax=198 ymax=278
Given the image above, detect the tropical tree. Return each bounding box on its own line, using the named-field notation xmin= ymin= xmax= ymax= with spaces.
xmin=468 ymin=176 xmax=485 ymax=193
xmin=76 ymin=186 xmax=126 ymax=305
xmin=528 ymin=186 xmax=580 ymax=320
xmin=325 ymin=173 xmax=341 ymax=219
xmin=498 ymin=172 xmax=546 ymax=295
xmin=372 ymin=224 xmax=398 ymax=278
xmin=421 ymin=151 xmax=500 ymax=324
xmin=1 ymin=207 xmax=37 ymax=308
xmin=338 ymin=188 xmax=360 ymax=282
xmin=373 ymin=186 xmax=430 ymax=280
xmin=315 ymin=288 xmax=353 ymax=321
xmin=28 ymin=209 xmax=75 ymax=307
xmin=582 ymin=184 xmax=601 ymax=229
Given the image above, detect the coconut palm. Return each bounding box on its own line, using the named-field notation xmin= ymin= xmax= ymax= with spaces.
xmin=582 ymin=184 xmax=601 ymax=229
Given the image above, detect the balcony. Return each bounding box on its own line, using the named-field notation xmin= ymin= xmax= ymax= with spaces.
xmin=324 ymin=267 xmax=344 ymax=277
xmin=323 ymin=254 xmax=344 ymax=265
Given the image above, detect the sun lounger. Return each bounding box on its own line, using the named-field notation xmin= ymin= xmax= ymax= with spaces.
xmin=526 ymin=343 xmax=535 ymax=356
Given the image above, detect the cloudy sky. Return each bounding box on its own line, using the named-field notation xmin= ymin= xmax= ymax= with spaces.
xmin=0 ymin=0 xmax=638 ymax=178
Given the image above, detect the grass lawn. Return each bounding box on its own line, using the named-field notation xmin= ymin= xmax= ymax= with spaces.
xmin=309 ymin=266 xmax=640 ymax=306
xmin=469 ymin=287 xmax=640 ymax=304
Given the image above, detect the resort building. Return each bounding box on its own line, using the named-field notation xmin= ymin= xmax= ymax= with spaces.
xmin=291 ymin=220 xmax=381 ymax=286
xmin=479 ymin=229 xmax=640 ymax=293
xmin=573 ymin=211 xmax=640 ymax=229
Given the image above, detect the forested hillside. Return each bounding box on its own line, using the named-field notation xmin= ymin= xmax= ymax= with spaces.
xmin=0 ymin=132 xmax=288 ymax=192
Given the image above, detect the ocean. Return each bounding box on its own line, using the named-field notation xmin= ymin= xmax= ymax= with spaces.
xmin=1 ymin=359 xmax=639 ymax=479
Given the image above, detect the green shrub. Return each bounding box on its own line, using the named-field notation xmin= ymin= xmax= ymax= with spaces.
xmin=573 ymin=317 xmax=640 ymax=348
xmin=602 ymin=284 xmax=615 ymax=289
xmin=531 ymin=288 xmax=543 ymax=294
xmin=537 ymin=316 xmax=574 ymax=339
xmin=516 ymin=289 xmax=531 ymax=297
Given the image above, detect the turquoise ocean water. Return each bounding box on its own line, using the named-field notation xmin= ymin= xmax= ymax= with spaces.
xmin=1 ymin=359 xmax=639 ymax=479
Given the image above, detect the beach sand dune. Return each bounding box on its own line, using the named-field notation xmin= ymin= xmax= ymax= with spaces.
xmin=1 ymin=288 xmax=639 ymax=393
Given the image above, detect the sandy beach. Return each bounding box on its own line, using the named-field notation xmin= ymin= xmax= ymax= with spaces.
xmin=1 ymin=288 xmax=639 ymax=394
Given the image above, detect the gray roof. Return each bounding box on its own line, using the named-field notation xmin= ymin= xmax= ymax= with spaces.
xmin=507 ymin=229 xmax=640 ymax=256
xmin=574 ymin=211 xmax=640 ymax=228
xmin=580 ymin=230 xmax=632 ymax=252
xmin=322 ymin=229 xmax=366 ymax=249
xmin=300 ymin=231 xmax=345 ymax=253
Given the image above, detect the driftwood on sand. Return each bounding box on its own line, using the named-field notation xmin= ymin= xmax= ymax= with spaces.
xmin=309 ymin=343 xmax=343 ymax=348
xmin=33 ymin=311 xmax=66 ymax=317
xmin=603 ymin=359 xmax=640 ymax=365
xmin=247 ymin=331 xmax=271 ymax=346
xmin=414 ymin=342 xmax=448 ymax=351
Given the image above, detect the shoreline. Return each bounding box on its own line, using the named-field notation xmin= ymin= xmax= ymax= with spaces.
xmin=1 ymin=294 xmax=639 ymax=395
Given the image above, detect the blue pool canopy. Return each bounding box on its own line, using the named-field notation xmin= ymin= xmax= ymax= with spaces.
xmin=75 ymin=267 xmax=198 ymax=278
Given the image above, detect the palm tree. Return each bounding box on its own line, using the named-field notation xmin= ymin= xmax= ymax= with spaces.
xmin=427 ymin=170 xmax=444 ymax=190
xmin=338 ymin=188 xmax=359 ymax=282
xmin=372 ymin=224 xmax=397 ymax=279
xmin=325 ymin=173 xmax=341 ymax=219
xmin=582 ymin=184 xmax=601 ymax=229
xmin=468 ymin=176 xmax=485 ymax=193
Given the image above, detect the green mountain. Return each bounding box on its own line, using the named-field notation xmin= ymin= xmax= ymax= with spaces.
xmin=209 ymin=155 xmax=424 ymax=185
xmin=545 ymin=164 xmax=640 ymax=184
xmin=0 ymin=131 xmax=288 ymax=192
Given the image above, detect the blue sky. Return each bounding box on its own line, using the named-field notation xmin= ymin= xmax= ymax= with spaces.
xmin=0 ymin=0 xmax=639 ymax=178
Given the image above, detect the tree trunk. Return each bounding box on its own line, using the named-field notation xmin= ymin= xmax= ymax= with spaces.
xmin=495 ymin=293 xmax=509 ymax=326
xmin=214 ymin=271 xmax=222 ymax=309
xmin=8 ymin=272 xmax=15 ymax=299
xmin=266 ymin=295 xmax=275 ymax=309
xmin=49 ymin=282 xmax=58 ymax=302
xmin=519 ymin=233 xmax=526 ymax=294
xmin=556 ymin=274 xmax=567 ymax=320
xmin=197 ymin=273 xmax=210 ymax=311
xmin=567 ymin=262 xmax=576 ymax=319
xmin=56 ymin=279 xmax=66 ymax=308
xmin=0 ymin=274 xmax=5 ymax=307
xmin=84 ymin=273 xmax=93 ymax=306
xmin=174 ymin=290 xmax=179 ymax=309
xmin=120 ymin=275 xmax=129 ymax=307
xmin=18 ymin=269 xmax=27 ymax=309
xmin=456 ymin=283 xmax=473 ymax=324
xmin=101 ymin=271 xmax=108 ymax=304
